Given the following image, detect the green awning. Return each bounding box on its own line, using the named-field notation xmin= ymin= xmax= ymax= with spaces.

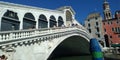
xmin=111 ymin=44 xmax=120 ymax=47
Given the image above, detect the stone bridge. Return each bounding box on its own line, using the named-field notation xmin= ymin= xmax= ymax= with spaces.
xmin=0 ymin=27 xmax=91 ymax=60
xmin=0 ymin=1 xmax=93 ymax=60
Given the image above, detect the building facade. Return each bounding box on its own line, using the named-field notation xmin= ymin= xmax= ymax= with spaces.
xmin=103 ymin=11 xmax=120 ymax=44
xmin=102 ymin=0 xmax=120 ymax=45
xmin=85 ymin=12 xmax=104 ymax=44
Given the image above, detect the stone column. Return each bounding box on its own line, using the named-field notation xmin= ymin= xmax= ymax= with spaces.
xmin=34 ymin=13 xmax=39 ymax=29
xmin=18 ymin=11 xmax=24 ymax=30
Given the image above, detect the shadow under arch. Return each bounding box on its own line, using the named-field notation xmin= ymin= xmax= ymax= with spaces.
xmin=47 ymin=35 xmax=92 ymax=60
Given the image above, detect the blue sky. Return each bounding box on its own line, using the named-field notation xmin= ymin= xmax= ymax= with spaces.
xmin=0 ymin=0 xmax=120 ymax=25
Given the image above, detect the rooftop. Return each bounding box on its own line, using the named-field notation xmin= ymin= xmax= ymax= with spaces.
xmin=86 ymin=12 xmax=101 ymax=19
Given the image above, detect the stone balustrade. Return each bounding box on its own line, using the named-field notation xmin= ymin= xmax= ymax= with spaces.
xmin=0 ymin=27 xmax=90 ymax=48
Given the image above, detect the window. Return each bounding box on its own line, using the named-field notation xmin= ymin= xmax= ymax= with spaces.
xmin=96 ymin=22 xmax=99 ymax=26
xmin=110 ymin=21 xmax=112 ymax=24
xmin=109 ymin=13 xmax=111 ymax=17
xmin=110 ymin=36 xmax=112 ymax=38
xmin=39 ymin=14 xmax=48 ymax=28
xmin=88 ymin=29 xmax=91 ymax=33
xmin=103 ymin=22 xmax=105 ymax=25
xmin=118 ymin=35 xmax=120 ymax=38
xmin=115 ymin=27 xmax=117 ymax=32
xmin=98 ymin=34 xmax=100 ymax=38
xmin=88 ymin=23 xmax=90 ymax=27
xmin=108 ymin=22 xmax=110 ymax=24
xmin=114 ymin=27 xmax=120 ymax=33
xmin=117 ymin=27 xmax=119 ymax=33
xmin=116 ymin=21 xmax=119 ymax=24
xmin=112 ymin=28 xmax=114 ymax=31
xmin=104 ymin=28 xmax=106 ymax=32
xmin=106 ymin=13 xmax=108 ymax=18
xmin=88 ymin=19 xmax=90 ymax=21
xmin=118 ymin=27 xmax=120 ymax=33
xmin=97 ymin=27 xmax=99 ymax=32
xmin=95 ymin=17 xmax=98 ymax=20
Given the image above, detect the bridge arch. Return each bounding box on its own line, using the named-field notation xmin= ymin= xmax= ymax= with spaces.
xmin=38 ymin=14 xmax=48 ymax=28
xmin=58 ymin=16 xmax=64 ymax=27
xmin=23 ymin=12 xmax=36 ymax=29
xmin=66 ymin=10 xmax=73 ymax=27
xmin=45 ymin=34 xmax=92 ymax=60
xmin=1 ymin=10 xmax=20 ymax=31
xmin=49 ymin=15 xmax=57 ymax=28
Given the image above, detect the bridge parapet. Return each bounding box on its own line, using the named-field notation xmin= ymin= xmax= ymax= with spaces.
xmin=0 ymin=27 xmax=90 ymax=48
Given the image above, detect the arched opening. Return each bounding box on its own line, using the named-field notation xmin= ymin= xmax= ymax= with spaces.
xmin=48 ymin=36 xmax=92 ymax=60
xmin=66 ymin=10 xmax=73 ymax=27
xmin=23 ymin=13 xmax=36 ymax=29
xmin=104 ymin=34 xmax=110 ymax=47
xmin=1 ymin=10 xmax=20 ymax=31
xmin=58 ymin=16 xmax=64 ymax=27
xmin=49 ymin=15 xmax=56 ymax=28
xmin=39 ymin=14 xmax=48 ymax=28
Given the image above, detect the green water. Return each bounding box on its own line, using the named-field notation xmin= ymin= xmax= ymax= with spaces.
xmin=50 ymin=56 xmax=92 ymax=60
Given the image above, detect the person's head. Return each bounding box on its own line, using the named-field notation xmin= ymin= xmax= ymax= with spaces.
xmin=1 ymin=55 xmax=5 ymax=59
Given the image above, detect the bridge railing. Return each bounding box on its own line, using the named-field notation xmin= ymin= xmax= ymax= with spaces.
xmin=0 ymin=26 xmax=88 ymax=42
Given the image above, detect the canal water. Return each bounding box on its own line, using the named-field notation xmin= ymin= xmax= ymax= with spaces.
xmin=51 ymin=56 xmax=92 ymax=60
xmin=49 ymin=55 xmax=120 ymax=60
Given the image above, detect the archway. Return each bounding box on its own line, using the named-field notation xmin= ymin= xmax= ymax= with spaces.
xmin=66 ymin=10 xmax=73 ymax=27
xmin=1 ymin=10 xmax=20 ymax=31
xmin=49 ymin=15 xmax=56 ymax=28
xmin=39 ymin=14 xmax=48 ymax=28
xmin=58 ymin=16 xmax=64 ymax=27
xmin=104 ymin=34 xmax=110 ymax=47
xmin=23 ymin=13 xmax=36 ymax=29
xmin=48 ymin=36 xmax=92 ymax=60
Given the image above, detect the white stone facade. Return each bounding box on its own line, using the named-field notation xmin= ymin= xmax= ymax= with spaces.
xmin=0 ymin=1 xmax=81 ymax=31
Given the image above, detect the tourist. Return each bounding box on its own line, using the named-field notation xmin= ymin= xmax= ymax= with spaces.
xmin=0 ymin=55 xmax=7 ymax=60
xmin=61 ymin=24 xmax=65 ymax=28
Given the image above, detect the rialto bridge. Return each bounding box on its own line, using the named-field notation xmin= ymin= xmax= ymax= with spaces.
xmin=0 ymin=1 xmax=93 ymax=60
